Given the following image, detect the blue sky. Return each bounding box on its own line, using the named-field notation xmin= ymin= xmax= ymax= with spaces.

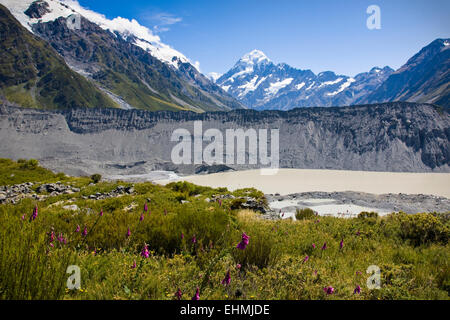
xmin=77 ymin=0 xmax=450 ymax=77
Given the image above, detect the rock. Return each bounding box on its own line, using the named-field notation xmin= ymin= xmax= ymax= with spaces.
xmin=123 ymin=202 xmax=138 ymax=212
xmin=181 ymin=200 xmax=190 ymax=204
xmin=63 ymin=204 xmax=79 ymax=211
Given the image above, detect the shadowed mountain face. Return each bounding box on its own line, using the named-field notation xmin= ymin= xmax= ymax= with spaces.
xmin=359 ymin=39 xmax=450 ymax=107
xmin=0 ymin=2 xmax=244 ymax=112
xmin=0 ymin=4 xmax=117 ymax=110
xmin=31 ymin=17 xmax=244 ymax=112
xmin=0 ymin=102 xmax=448 ymax=176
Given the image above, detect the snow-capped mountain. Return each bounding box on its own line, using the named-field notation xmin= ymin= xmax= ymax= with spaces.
xmin=0 ymin=0 xmax=243 ymax=111
xmin=2 ymin=0 xmax=192 ymax=70
xmin=215 ymin=50 xmax=394 ymax=110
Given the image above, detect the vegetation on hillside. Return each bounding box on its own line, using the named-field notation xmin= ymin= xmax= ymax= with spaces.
xmin=0 ymin=159 xmax=448 ymax=300
xmin=0 ymin=4 xmax=117 ymax=110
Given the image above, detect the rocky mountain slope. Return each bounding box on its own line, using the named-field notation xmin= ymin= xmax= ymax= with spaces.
xmin=216 ymin=39 xmax=450 ymax=110
xmin=359 ymin=38 xmax=450 ymax=107
xmin=0 ymin=4 xmax=117 ymax=110
xmin=0 ymin=0 xmax=244 ymax=112
xmin=0 ymin=102 xmax=448 ymax=175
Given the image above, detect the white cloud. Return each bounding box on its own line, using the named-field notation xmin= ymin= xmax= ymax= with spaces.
xmin=193 ymin=61 xmax=201 ymax=72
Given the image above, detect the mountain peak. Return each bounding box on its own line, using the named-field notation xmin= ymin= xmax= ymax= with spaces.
xmin=239 ymin=49 xmax=271 ymax=65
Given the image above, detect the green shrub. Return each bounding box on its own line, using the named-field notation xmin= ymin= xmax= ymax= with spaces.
xmin=0 ymin=207 xmax=74 ymax=299
xmin=295 ymin=208 xmax=316 ymax=220
xmin=358 ymin=211 xmax=379 ymax=219
xmin=90 ymin=174 xmax=102 ymax=184
xmin=232 ymin=227 xmax=279 ymax=270
xmin=389 ymin=212 xmax=449 ymax=246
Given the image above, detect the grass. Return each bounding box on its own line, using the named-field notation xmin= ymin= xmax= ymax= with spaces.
xmin=0 ymin=159 xmax=449 ymax=300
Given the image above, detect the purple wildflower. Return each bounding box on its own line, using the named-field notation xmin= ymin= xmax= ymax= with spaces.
xmin=312 ymin=243 xmax=316 ymax=249
xmin=126 ymin=227 xmax=131 ymax=238
xmin=236 ymin=232 xmax=250 ymax=250
xmin=356 ymin=230 xmax=361 ymax=236
xmin=131 ymin=260 xmax=136 ymax=269
xmin=175 ymin=288 xmax=182 ymax=300
xmin=30 ymin=205 xmax=38 ymax=221
xmin=236 ymin=264 xmax=241 ymax=270
xmin=354 ymin=285 xmax=361 ymax=294
xmin=339 ymin=239 xmax=344 ymax=250
xmin=221 ymin=270 xmax=231 ymax=286
xmin=140 ymin=213 xmax=144 ymax=222
xmin=144 ymin=203 xmax=148 ymax=213
xmin=141 ymin=245 xmax=149 ymax=258
xmin=191 ymin=235 xmax=197 ymax=244
xmin=192 ymin=288 xmax=200 ymax=301
xmin=303 ymin=255 xmax=309 ymax=263
xmin=181 ymin=233 xmax=184 ymax=240
xmin=99 ymin=209 xmax=103 ymax=217
xmin=356 ymin=271 xmax=362 ymax=275
xmin=82 ymin=226 xmax=88 ymax=237
xmin=321 ymin=242 xmax=327 ymax=250
xmin=75 ymin=225 xmax=80 ymax=233
xmin=21 ymin=213 xmax=26 ymax=221
xmin=323 ymin=286 xmax=335 ymax=295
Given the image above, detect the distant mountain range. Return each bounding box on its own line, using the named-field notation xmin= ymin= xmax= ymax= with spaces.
xmin=0 ymin=0 xmax=448 ymax=112
xmin=215 ymin=39 xmax=450 ymax=110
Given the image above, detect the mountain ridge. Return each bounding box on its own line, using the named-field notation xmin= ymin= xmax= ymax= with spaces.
xmin=1 ymin=101 xmax=448 ymax=175
xmin=215 ymin=49 xmax=394 ymax=110
xmin=215 ymin=38 xmax=449 ymax=110
xmin=0 ymin=0 xmax=244 ymax=112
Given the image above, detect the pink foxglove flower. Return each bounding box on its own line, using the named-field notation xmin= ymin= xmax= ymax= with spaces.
xmin=30 ymin=205 xmax=38 ymax=221
xmin=236 ymin=232 xmax=250 ymax=250
xmin=323 ymin=286 xmax=335 ymax=295
xmin=192 ymin=288 xmax=200 ymax=301
xmin=354 ymin=285 xmax=361 ymax=294
xmin=175 ymin=288 xmax=182 ymax=300
xmin=141 ymin=245 xmax=149 ymax=258
xmin=221 ymin=270 xmax=231 ymax=286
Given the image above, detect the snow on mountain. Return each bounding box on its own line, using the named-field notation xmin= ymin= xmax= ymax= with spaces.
xmin=216 ymin=50 xmax=394 ymax=110
xmin=0 ymin=0 xmax=195 ymax=70
xmin=207 ymin=72 xmax=222 ymax=82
